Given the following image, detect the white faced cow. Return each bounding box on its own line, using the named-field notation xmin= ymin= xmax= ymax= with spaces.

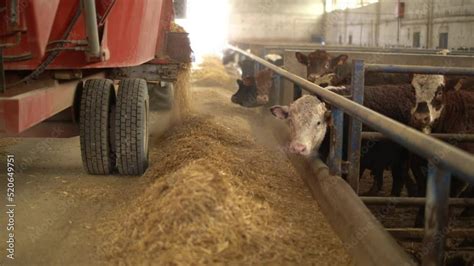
xmin=270 ymin=95 xmax=331 ymax=156
xmin=410 ymin=74 xmax=446 ymax=133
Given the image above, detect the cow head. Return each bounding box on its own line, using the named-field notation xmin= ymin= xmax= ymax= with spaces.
xmin=231 ymin=77 xmax=257 ymax=107
xmin=270 ymin=95 xmax=331 ymax=156
xmin=410 ymin=74 xmax=446 ymax=133
xmin=295 ymin=50 xmax=348 ymax=86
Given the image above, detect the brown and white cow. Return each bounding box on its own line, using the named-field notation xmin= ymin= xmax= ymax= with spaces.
xmin=295 ymin=50 xmax=410 ymax=87
xmin=270 ymin=95 xmax=331 ymax=156
xmin=232 ymin=68 xmax=275 ymax=107
xmin=409 ymin=73 xmax=474 ymax=226
xmin=410 ymin=74 xmax=446 ymax=133
xmin=295 ymin=50 xmax=348 ymax=86
xmin=411 ymin=74 xmax=474 ymax=134
xmin=255 ymin=68 xmax=274 ymax=105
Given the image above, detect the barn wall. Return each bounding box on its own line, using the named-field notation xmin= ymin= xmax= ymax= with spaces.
xmin=324 ymin=0 xmax=474 ymax=50
xmin=228 ymin=0 xmax=325 ymax=43
xmin=229 ymin=0 xmax=474 ymax=50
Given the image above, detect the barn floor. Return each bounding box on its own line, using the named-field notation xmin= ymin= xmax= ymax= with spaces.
xmin=0 ymin=84 xmax=351 ymax=265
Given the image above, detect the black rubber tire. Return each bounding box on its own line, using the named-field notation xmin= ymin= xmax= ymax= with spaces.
xmin=79 ymin=79 xmax=116 ymax=175
xmin=149 ymin=82 xmax=174 ymax=110
xmin=115 ymin=79 xmax=150 ymax=175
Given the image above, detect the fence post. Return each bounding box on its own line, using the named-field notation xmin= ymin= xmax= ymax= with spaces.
xmin=293 ymin=84 xmax=302 ymax=100
xmin=254 ymin=61 xmax=261 ymax=76
xmin=329 ymin=108 xmax=344 ymax=176
xmin=273 ymin=74 xmax=282 ymax=105
xmin=347 ymin=60 xmax=365 ymax=193
xmin=422 ymin=164 xmax=451 ymax=266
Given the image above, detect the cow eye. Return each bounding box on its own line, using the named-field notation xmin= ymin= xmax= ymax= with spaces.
xmin=435 ymin=91 xmax=443 ymax=100
xmin=317 ymin=121 xmax=321 ymax=126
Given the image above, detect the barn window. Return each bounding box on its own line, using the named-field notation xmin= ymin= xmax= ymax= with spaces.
xmin=413 ymin=32 xmax=421 ymax=48
xmin=439 ymin=33 xmax=448 ymax=49
xmin=348 ymin=35 xmax=353 ymax=45
xmin=339 ymin=35 xmax=342 ymax=44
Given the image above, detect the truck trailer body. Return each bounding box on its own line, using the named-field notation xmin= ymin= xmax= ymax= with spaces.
xmin=0 ymin=0 xmax=191 ymax=175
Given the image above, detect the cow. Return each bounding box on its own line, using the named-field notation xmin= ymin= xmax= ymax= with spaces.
xmin=255 ymin=68 xmax=274 ymax=105
xmin=222 ymin=48 xmax=238 ymax=65
xmin=270 ymin=84 xmax=416 ymax=196
xmin=409 ymin=74 xmax=474 ymax=226
xmin=231 ymin=77 xmax=258 ymax=107
xmin=295 ymin=50 xmax=411 ymax=87
xmin=231 ymin=68 xmax=275 ymax=107
xmin=270 ymin=95 xmax=331 ymax=155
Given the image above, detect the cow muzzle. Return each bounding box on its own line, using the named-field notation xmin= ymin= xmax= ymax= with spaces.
xmin=289 ymin=142 xmax=310 ymax=156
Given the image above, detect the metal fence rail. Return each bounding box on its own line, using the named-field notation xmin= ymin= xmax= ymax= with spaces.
xmin=361 ymin=132 xmax=474 ymax=142
xmin=366 ymin=64 xmax=474 ymax=76
xmin=234 ymin=41 xmax=474 ymax=56
xmin=228 ymin=45 xmax=474 ymax=266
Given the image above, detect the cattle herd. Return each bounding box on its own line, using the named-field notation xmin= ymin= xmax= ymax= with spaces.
xmin=224 ymin=49 xmax=474 ymax=226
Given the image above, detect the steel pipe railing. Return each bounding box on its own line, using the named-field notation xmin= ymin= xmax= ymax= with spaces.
xmin=366 ymin=64 xmax=474 ymax=76
xmin=361 ymin=196 xmax=474 ymax=207
xmin=236 ymin=41 xmax=474 ymax=56
xmin=361 ymin=132 xmax=474 ymax=142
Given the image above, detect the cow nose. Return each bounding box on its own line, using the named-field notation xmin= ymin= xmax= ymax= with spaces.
xmin=414 ymin=112 xmax=430 ymax=126
xmin=290 ymin=142 xmax=307 ymax=154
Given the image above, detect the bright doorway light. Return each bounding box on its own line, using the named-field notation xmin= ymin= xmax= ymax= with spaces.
xmin=176 ymin=0 xmax=230 ymax=64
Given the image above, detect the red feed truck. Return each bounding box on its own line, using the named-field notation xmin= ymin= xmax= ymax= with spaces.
xmin=0 ymin=0 xmax=191 ymax=175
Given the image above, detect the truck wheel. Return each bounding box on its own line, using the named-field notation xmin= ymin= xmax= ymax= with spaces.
xmin=149 ymin=82 xmax=174 ymax=110
xmin=79 ymin=79 xmax=116 ymax=175
xmin=115 ymin=79 xmax=150 ymax=175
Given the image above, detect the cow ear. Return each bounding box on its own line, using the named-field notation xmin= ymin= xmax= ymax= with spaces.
xmin=295 ymin=52 xmax=308 ymax=65
xmin=270 ymin=105 xmax=289 ymax=120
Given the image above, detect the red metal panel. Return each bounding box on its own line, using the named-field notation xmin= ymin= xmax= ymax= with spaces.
xmin=4 ymin=0 xmax=173 ymax=70
xmin=1 ymin=0 xmax=60 ymax=60
xmin=1 ymin=121 xmax=79 ymax=138
xmin=155 ymin=0 xmax=174 ymax=58
xmin=0 ymin=79 xmax=77 ymax=134
xmin=0 ymin=72 xmax=105 ymax=135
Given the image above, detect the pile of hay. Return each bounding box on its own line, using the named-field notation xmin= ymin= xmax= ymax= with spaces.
xmin=192 ymin=55 xmax=237 ymax=88
xmin=170 ymin=22 xmax=186 ymax=33
xmin=100 ymin=116 xmax=350 ymax=265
